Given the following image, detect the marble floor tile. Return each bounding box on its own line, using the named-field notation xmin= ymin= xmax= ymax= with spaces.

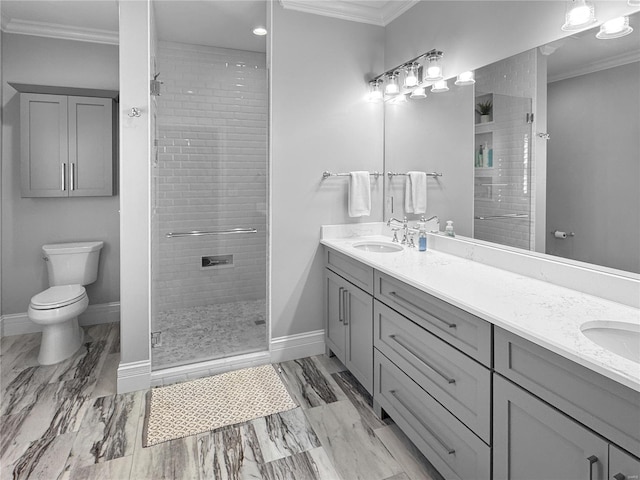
xmin=6 ymin=430 xmax=77 ymax=480
xmin=304 ymin=400 xmax=404 ymax=480
xmin=1 ymin=365 xmax=58 ymax=416
xmin=374 ymin=424 xmax=444 ymax=480
xmin=252 ymin=407 xmax=321 ymax=463
xmin=313 ymin=354 xmax=347 ymax=375
xmin=1 ymin=333 xmax=42 ymax=385
xmin=331 ymin=370 xmax=389 ymax=433
xmin=130 ymin=435 xmax=200 ymax=480
xmin=197 ymin=423 xmax=267 ymax=480
xmin=65 ymin=391 xmax=143 ymax=470
xmin=91 ymin=352 xmax=120 ymax=399
xmin=262 ymin=446 xmax=343 ymax=480
xmin=278 ymin=357 xmax=348 ymax=409
xmin=383 ymin=474 xmax=412 ymax=480
xmin=68 ymin=455 xmax=133 ymax=480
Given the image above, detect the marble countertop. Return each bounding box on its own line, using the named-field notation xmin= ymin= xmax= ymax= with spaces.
xmin=321 ymin=232 xmax=640 ymax=393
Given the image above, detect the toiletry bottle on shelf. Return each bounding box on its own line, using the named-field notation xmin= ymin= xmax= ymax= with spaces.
xmin=487 ymin=145 xmax=493 ymax=167
xmin=445 ymin=220 xmax=455 ymax=237
xmin=418 ymin=222 xmax=427 ymax=251
xmin=477 ymin=144 xmax=484 ymax=167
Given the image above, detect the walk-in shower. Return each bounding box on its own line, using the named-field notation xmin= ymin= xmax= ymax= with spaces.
xmin=150 ymin=6 xmax=268 ymax=370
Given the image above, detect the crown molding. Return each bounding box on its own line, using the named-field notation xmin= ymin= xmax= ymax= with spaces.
xmin=279 ymin=0 xmax=418 ymax=26
xmin=1 ymin=17 xmax=118 ymax=45
xmin=548 ymin=50 xmax=640 ymax=83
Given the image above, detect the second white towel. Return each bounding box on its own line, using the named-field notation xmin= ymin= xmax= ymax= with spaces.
xmin=405 ymin=171 xmax=427 ymax=214
xmin=348 ymin=171 xmax=371 ymax=217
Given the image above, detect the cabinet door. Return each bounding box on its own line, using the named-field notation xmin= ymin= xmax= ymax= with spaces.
xmin=20 ymin=93 xmax=68 ymax=197
xmin=68 ymin=96 xmax=114 ymax=196
xmin=345 ymin=284 xmax=373 ymax=394
xmin=325 ymin=270 xmax=347 ymax=363
xmin=610 ymin=444 xmax=640 ymax=480
xmin=494 ymin=374 xmax=609 ymax=480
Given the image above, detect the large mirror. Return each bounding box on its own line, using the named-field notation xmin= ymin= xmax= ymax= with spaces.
xmin=385 ymin=11 xmax=639 ymax=275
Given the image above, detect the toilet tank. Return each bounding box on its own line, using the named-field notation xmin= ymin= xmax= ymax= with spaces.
xmin=42 ymin=241 xmax=104 ymax=286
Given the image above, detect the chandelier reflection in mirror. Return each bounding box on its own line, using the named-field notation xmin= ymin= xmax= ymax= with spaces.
xmin=367 ymin=49 xmax=475 ymax=103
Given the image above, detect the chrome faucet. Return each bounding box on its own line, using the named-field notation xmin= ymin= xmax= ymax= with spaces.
xmin=387 ymin=217 xmax=410 ymax=244
xmin=422 ymin=215 xmax=440 ymax=232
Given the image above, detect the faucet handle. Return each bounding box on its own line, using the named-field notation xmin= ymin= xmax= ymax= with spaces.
xmin=391 ymin=228 xmax=399 ymax=243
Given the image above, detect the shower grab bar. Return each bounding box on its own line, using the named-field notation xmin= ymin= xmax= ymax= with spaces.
xmin=166 ymin=227 xmax=257 ymax=238
xmin=474 ymin=213 xmax=529 ymax=220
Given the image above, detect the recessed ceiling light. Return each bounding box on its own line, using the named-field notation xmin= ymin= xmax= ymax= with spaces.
xmin=253 ymin=27 xmax=267 ymax=36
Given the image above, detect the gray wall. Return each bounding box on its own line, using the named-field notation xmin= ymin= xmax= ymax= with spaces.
xmin=547 ymin=62 xmax=640 ymax=273
xmin=270 ymin=4 xmax=385 ymax=338
xmin=1 ymin=33 xmax=120 ymax=315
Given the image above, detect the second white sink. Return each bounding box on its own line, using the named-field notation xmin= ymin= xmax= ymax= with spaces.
xmin=352 ymin=241 xmax=403 ymax=253
xmin=580 ymin=321 xmax=640 ymax=364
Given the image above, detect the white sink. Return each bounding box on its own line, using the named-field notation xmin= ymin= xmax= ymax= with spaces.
xmin=580 ymin=321 xmax=640 ymax=364
xmin=352 ymin=241 xmax=403 ymax=253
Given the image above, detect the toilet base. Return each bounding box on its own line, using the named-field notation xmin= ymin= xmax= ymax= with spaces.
xmin=38 ymin=317 xmax=85 ymax=365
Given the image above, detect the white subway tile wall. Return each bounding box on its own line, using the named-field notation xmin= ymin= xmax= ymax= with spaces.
xmin=152 ymin=42 xmax=267 ymax=312
xmin=474 ymin=50 xmax=536 ymax=251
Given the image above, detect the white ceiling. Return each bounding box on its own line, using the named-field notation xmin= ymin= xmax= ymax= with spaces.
xmin=0 ymin=0 xmax=413 ymax=52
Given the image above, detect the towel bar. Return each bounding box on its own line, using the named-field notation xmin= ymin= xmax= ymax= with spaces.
xmin=387 ymin=171 xmax=443 ymax=178
xmin=166 ymin=227 xmax=257 ymax=238
xmin=322 ymin=171 xmax=381 ymax=180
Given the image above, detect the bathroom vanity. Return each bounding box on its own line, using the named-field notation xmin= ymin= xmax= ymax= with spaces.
xmin=322 ymin=224 xmax=640 ymax=480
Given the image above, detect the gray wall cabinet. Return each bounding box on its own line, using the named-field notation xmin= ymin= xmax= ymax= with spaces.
xmin=20 ymin=92 xmax=115 ymax=197
xmin=324 ymin=251 xmax=374 ymax=393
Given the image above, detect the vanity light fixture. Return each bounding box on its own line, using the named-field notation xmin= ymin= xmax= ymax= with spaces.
xmin=403 ymin=63 xmax=420 ymax=88
xmin=596 ymin=16 xmax=633 ymax=39
xmin=561 ymin=0 xmax=596 ymax=31
xmin=385 ymin=72 xmax=400 ymax=96
xmin=455 ymin=71 xmax=476 ymax=85
xmin=423 ymin=51 xmax=444 ymax=81
xmin=367 ymin=80 xmax=383 ymax=102
xmin=431 ymin=79 xmax=449 ymax=93
xmin=252 ymin=26 xmax=267 ymax=36
xmin=410 ymin=86 xmax=427 ymax=99
xmin=366 ymin=48 xmax=444 ymax=102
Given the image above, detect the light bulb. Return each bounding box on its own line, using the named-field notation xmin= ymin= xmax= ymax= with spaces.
xmin=410 ymin=86 xmax=427 ymax=99
xmin=404 ymin=63 xmax=419 ymax=88
xmin=385 ymin=73 xmax=400 ymax=96
xmin=455 ymin=71 xmax=476 ymax=86
xmin=562 ymin=0 xmax=596 ymax=31
xmin=368 ymin=80 xmax=383 ymax=102
xmin=252 ymin=26 xmax=267 ymax=36
xmin=423 ymin=51 xmax=444 ymax=81
xmin=431 ymin=80 xmax=449 ymax=93
xmin=596 ymin=16 xmax=633 ymax=39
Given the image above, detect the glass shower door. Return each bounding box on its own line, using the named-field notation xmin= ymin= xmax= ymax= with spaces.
xmin=150 ymin=41 xmax=268 ymax=370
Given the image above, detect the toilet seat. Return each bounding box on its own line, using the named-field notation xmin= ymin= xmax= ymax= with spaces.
xmin=30 ymin=285 xmax=87 ymax=310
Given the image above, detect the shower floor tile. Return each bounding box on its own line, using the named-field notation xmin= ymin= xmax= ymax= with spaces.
xmin=152 ymin=299 xmax=267 ymax=369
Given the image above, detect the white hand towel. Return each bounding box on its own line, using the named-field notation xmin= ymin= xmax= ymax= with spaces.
xmin=348 ymin=171 xmax=371 ymax=217
xmin=405 ymin=171 xmax=427 ymax=214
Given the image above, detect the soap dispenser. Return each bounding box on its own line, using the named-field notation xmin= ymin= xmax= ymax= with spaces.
xmin=445 ymin=220 xmax=455 ymax=237
xmin=417 ymin=221 xmax=427 ymax=251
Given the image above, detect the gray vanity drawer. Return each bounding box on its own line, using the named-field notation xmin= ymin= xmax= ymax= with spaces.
xmin=325 ymin=248 xmax=374 ymax=294
xmin=494 ymin=327 xmax=640 ymax=456
xmin=375 ymin=350 xmax=491 ymax=480
xmin=374 ymin=300 xmax=491 ymax=443
xmin=374 ymin=271 xmax=492 ymax=366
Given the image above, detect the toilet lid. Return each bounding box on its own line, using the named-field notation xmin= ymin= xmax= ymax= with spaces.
xmin=30 ymin=285 xmax=86 ymax=309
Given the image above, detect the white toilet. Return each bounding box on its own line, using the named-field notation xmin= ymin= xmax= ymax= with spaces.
xmin=28 ymin=241 xmax=104 ymax=365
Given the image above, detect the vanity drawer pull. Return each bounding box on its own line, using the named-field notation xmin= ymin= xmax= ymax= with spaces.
xmin=389 ymin=334 xmax=456 ymax=384
xmin=389 ymin=389 xmax=455 ymax=455
xmin=587 ymin=455 xmax=598 ymax=480
xmin=389 ymin=291 xmax=457 ymax=329
xmin=338 ymin=287 xmax=344 ymax=323
xmin=343 ymin=289 xmax=350 ymax=326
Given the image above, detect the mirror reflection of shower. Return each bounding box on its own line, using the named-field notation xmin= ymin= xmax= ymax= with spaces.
xmin=150 ymin=1 xmax=268 ymax=370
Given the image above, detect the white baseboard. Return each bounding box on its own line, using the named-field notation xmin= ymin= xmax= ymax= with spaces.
xmin=150 ymin=350 xmax=272 ymax=387
xmin=117 ymin=359 xmax=151 ymax=394
xmin=270 ymin=329 xmax=326 ymax=363
xmin=1 ymin=302 xmax=120 ymax=337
